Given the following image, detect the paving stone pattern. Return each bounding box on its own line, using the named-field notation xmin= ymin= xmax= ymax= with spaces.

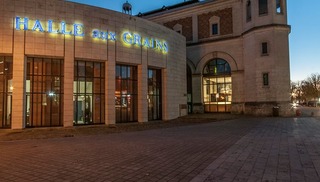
xmin=1 ymin=117 xmax=320 ymax=181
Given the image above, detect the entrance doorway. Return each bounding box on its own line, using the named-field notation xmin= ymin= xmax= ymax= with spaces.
xmin=0 ymin=56 xmax=12 ymax=128
xmin=203 ymin=58 xmax=232 ymax=112
xmin=73 ymin=61 xmax=105 ymax=125
xmin=148 ymin=68 xmax=162 ymax=120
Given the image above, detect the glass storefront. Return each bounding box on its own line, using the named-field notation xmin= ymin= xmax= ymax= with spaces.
xmin=26 ymin=58 xmax=64 ymax=127
xmin=148 ymin=69 xmax=162 ymax=120
xmin=0 ymin=57 xmax=12 ymax=128
xmin=74 ymin=61 xmax=105 ymax=125
xmin=203 ymin=59 xmax=232 ymax=112
xmin=115 ymin=65 xmax=138 ymax=123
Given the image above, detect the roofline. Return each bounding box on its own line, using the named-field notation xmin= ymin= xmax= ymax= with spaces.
xmin=136 ymin=0 xmax=200 ymax=17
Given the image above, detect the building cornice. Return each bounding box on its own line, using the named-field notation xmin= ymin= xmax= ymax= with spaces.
xmin=141 ymin=0 xmax=236 ymax=22
xmin=187 ymin=24 xmax=291 ymax=47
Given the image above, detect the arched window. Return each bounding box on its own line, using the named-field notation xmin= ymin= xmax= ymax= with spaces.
xmin=203 ymin=59 xmax=231 ymax=76
xmin=203 ymin=59 xmax=232 ymax=113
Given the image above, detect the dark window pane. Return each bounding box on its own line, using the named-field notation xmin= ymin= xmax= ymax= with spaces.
xmin=247 ymin=0 xmax=252 ymax=21
xmin=212 ymin=24 xmax=218 ymax=35
xmin=94 ymin=63 xmax=101 ymax=77
xmin=78 ymin=61 xmax=85 ymax=77
xmin=262 ymin=42 xmax=268 ymax=54
xmin=263 ymin=73 xmax=269 ymax=86
xmin=52 ymin=59 xmax=60 ymax=75
xmin=259 ymin=0 xmax=268 ymax=15
xmin=85 ymin=62 xmax=93 ymax=77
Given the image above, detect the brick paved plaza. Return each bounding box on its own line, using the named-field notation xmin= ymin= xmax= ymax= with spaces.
xmin=1 ymin=116 xmax=320 ymax=181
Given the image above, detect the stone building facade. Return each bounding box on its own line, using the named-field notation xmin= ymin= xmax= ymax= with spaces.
xmin=140 ymin=0 xmax=291 ymax=116
xmin=0 ymin=0 xmax=187 ymax=129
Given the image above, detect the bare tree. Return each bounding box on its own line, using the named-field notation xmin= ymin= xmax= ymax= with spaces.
xmin=291 ymin=73 xmax=320 ymax=105
xmin=305 ymin=73 xmax=320 ymax=100
xmin=291 ymin=81 xmax=305 ymax=104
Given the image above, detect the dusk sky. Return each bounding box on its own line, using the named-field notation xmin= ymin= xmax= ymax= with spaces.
xmin=68 ymin=0 xmax=320 ymax=82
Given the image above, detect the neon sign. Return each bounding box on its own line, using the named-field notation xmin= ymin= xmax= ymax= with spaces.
xmin=14 ymin=17 xmax=168 ymax=54
xmin=15 ymin=17 xmax=84 ymax=37
xmin=122 ymin=32 xmax=168 ymax=53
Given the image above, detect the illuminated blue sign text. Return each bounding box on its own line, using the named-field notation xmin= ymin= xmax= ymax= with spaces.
xmin=15 ymin=17 xmax=168 ymax=53
xmin=15 ymin=17 xmax=84 ymax=37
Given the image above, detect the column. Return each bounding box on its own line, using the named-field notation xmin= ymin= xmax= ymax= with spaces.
xmin=105 ymin=47 xmax=116 ymax=125
xmin=192 ymin=14 xmax=198 ymax=42
xmin=63 ymin=36 xmax=74 ymax=127
xmin=12 ymin=31 xmax=26 ymax=129
xmin=192 ymin=74 xmax=204 ymax=113
xmin=137 ymin=64 xmax=148 ymax=123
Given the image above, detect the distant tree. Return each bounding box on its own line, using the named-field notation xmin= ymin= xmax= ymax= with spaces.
xmin=291 ymin=81 xmax=304 ymax=104
xmin=303 ymin=73 xmax=320 ymax=101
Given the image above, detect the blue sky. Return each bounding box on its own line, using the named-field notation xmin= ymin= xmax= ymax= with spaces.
xmin=68 ymin=0 xmax=320 ymax=82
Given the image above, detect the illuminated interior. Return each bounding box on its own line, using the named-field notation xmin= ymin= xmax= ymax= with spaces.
xmin=73 ymin=61 xmax=105 ymax=125
xmin=203 ymin=58 xmax=232 ymax=112
xmin=115 ymin=65 xmax=138 ymax=123
xmin=0 ymin=57 xmax=12 ymax=128
xmin=26 ymin=58 xmax=64 ymax=127
xmin=148 ymin=69 xmax=162 ymax=120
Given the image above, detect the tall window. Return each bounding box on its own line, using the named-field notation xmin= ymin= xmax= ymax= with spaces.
xmin=115 ymin=65 xmax=138 ymax=123
xmin=148 ymin=69 xmax=162 ymax=121
xmin=276 ymin=0 xmax=283 ymax=14
xmin=203 ymin=59 xmax=232 ymax=113
xmin=74 ymin=61 xmax=105 ymax=125
xmin=26 ymin=58 xmax=64 ymax=127
xmin=211 ymin=24 xmax=219 ymax=35
xmin=259 ymin=0 xmax=268 ymax=15
xmin=261 ymin=42 xmax=268 ymax=55
xmin=263 ymin=73 xmax=269 ymax=86
xmin=0 ymin=57 xmax=12 ymax=129
xmin=246 ymin=0 xmax=252 ymax=22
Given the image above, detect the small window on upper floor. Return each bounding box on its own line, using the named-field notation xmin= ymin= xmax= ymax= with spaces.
xmin=259 ymin=0 xmax=268 ymax=15
xmin=263 ymin=73 xmax=269 ymax=86
xmin=261 ymin=42 xmax=268 ymax=55
xmin=209 ymin=16 xmax=220 ymax=36
xmin=173 ymin=24 xmax=182 ymax=35
xmin=211 ymin=24 xmax=218 ymax=35
xmin=276 ymin=0 xmax=283 ymax=14
xmin=246 ymin=0 xmax=252 ymax=22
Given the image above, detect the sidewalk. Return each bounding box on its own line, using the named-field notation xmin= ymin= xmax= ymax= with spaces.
xmin=1 ymin=116 xmax=320 ymax=181
xmin=0 ymin=113 xmax=241 ymax=141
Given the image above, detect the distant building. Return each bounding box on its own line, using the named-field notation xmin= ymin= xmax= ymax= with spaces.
xmin=139 ymin=0 xmax=291 ymax=116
